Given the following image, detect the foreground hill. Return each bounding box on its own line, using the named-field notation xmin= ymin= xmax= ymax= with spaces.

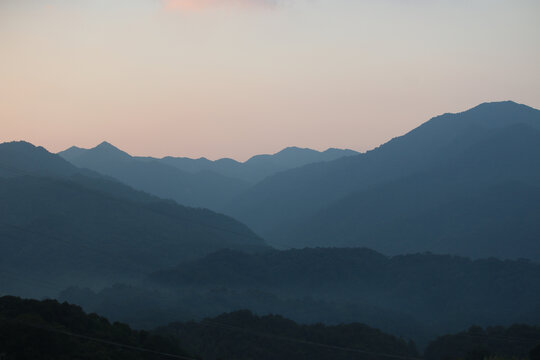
xmin=0 ymin=296 xmax=192 ymax=360
xmin=156 ymin=310 xmax=418 ymax=360
xmin=0 ymin=142 xmax=267 ymax=296
xmin=59 ymin=142 xmax=248 ymax=210
xmin=424 ymin=325 xmax=540 ymax=360
xmin=155 ymin=146 xmax=358 ymax=184
xmin=225 ymin=101 xmax=540 ymax=259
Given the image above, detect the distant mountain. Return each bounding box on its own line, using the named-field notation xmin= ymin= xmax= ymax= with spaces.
xmin=0 ymin=295 xmax=192 ymax=360
xmin=225 ymin=101 xmax=540 ymax=259
xmin=277 ymin=123 xmax=540 ymax=258
xmin=156 ymin=310 xmax=419 ymax=360
xmin=59 ymin=142 xmax=249 ymax=210
xmin=144 ymin=146 xmax=359 ymax=184
xmin=0 ymin=141 xmax=267 ymax=296
xmin=0 ymin=141 xmax=79 ymax=177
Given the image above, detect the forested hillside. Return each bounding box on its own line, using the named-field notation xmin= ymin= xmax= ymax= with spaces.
xmin=60 ymin=248 xmax=540 ymax=346
xmin=0 ymin=142 xmax=267 ymax=296
xmin=0 ymin=296 xmax=192 ymax=360
xmin=156 ymin=310 xmax=419 ymax=360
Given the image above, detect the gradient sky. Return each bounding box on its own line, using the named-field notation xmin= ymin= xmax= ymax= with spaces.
xmin=1 ymin=0 xmax=539 ymax=160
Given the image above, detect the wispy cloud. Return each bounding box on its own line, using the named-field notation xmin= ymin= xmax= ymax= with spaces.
xmin=163 ymin=0 xmax=276 ymax=11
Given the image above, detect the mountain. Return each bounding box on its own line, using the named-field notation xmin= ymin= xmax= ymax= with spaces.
xmin=276 ymin=123 xmax=540 ymax=258
xmin=0 ymin=141 xmax=267 ymax=296
xmin=0 ymin=295 xmax=192 ymax=360
xmin=59 ymin=142 xmax=249 ymax=210
xmin=63 ymin=247 xmax=540 ymax=345
xmin=156 ymin=310 xmax=419 ymax=360
xmin=145 ymin=146 xmax=359 ymax=184
xmin=224 ymin=101 xmax=540 ymax=259
xmin=0 ymin=141 xmax=79 ymax=177
xmin=147 ymin=248 xmax=540 ymax=337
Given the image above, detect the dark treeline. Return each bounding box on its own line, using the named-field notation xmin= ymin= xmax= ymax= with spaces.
xmin=424 ymin=325 xmax=540 ymax=360
xmin=0 ymin=296 xmax=192 ymax=360
xmin=156 ymin=310 xmax=419 ymax=360
xmin=2 ymin=296 xmax=539 ymax=360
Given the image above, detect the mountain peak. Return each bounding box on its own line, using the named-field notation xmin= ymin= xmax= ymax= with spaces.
xmin=92 ymin=141 xmax=131 ymax=158
xmin=0 ymin=140 xmax=77 ymax=177
xmin=95 ymin=141 xmax=117 ymax=150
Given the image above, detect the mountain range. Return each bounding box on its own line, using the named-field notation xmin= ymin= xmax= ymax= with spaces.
xmin=224 ymin=101 xmax=540 ymax=259
xmin=58 ymin=143 xmax=357 ymax=210
xmin=0 ymin=141 xmax=267 ymax=296
xmin=150 ymin=146 xmax=359 ymax=183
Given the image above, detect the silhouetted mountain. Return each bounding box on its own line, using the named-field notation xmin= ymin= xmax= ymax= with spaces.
xmin=156 ymin=310 xmax=418 ymax=360
xmin=276 ymin=123 xmax=540 ymax=258
xmin=60 ymin=283 xmax=421 ymax=340
xmin=142 ymin=248 xmax=540 ymax=344
xmin=147 ymin=146 xmax=358 ymax=183
xmin=225 ymin=101 xmax=540 ymax=259
xmin=0 ymin=142 xmax=267 ymax=296
xmin=0 ymin=296 xmax=192 ymax=360
xmin=59 ymin=142 xmax=249 ymax=210
xmin=424 ymin=324 xmax=540 ymax=360
xmin=0 ymin=141 xmax=79 ymax=177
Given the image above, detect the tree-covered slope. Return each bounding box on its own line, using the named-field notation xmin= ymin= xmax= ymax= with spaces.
xmin=424 ymin=325 xmax=540 ymax=360
xmin=146 ymin=248 xmax=540 ymax=340
xmin=156 ymin=310 xmax=419 ymax=360
xmin=0 ymin=296 xmax=192 ymax=360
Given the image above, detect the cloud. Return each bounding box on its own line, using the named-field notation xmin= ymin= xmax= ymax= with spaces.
xmin=163 ymin=0 xmax=276 ymax=11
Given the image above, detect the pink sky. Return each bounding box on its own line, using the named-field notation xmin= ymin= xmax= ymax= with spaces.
xmin=1 ymin=0 xmax=539 ymax=161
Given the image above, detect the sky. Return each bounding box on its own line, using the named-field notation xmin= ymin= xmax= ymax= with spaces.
xmin=1 ymin=0 xmax=539 ymax=161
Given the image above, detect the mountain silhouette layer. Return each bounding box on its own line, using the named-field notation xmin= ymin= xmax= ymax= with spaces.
xmin=225 ymin=101 xmax=540 ymax=259
xmin=59 ymin=143 xmax=357 ymax=210
xmin=153 ymin=146 xmax=359 ymax=183
xmin=0 ymin=142 xmax=267 ymax=296
xmin=59 ymin=141 xmax=249 ymax=210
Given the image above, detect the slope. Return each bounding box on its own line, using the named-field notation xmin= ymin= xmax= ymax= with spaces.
xmin=224 ymin=101 xmax=540 ymax=244
xmin=59 ymin=142 xmax=249 ymax=210
xmin=0 ymin=142 xmax=267 ymax=296
xmin=273 ymin=123 xmax=540 ymax=259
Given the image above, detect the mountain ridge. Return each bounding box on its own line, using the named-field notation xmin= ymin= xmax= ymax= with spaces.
xmin=224 ymin=101 xmax=540 ymax=258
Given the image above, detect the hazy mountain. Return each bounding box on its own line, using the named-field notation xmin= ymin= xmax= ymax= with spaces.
xmin=0 ymin=141 xmax=79 ymax=177
xmin=59 ymin=142 xmax=249 ymax=210
xmin=146 ymin=248 xmax=540 ymax=342
xmin=275 ymin=123 xmax=540 ymax=259
xmin=0 ymin=142 xmax=267 ymax=296
xmin=65 ymin=247 xmax=540 ymax=346
xmin=145 ymin=146 xmax=359 ymax=184
xmin=225 ymin=101 xmax=540 ymax=258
